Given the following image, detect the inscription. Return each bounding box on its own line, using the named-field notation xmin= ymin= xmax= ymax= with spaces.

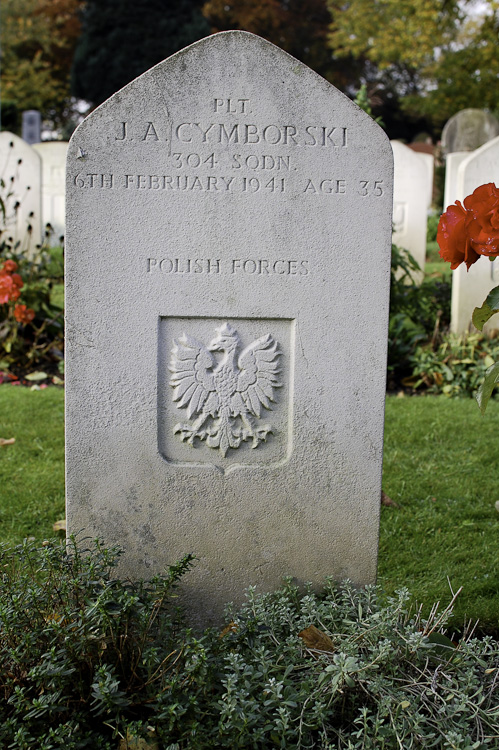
xmin=147 ymin=258 xmax=309 ymax=276
xmin=73 ymin=173 xmax=385 ymax=198
xmin=170 ymin=323 xmax=282 ymax=457
xmin=175 ymin=123 xmax=347 ymax=148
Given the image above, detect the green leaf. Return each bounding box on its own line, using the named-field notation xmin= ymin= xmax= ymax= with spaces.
xmin=475 ymin=362 xmax=499 ymax=415
xmin=472 ymin=285 xmax=499 ymax=330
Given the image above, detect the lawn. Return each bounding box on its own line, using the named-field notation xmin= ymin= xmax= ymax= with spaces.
xmin=0 ymin=384 xmax=498 ymax=633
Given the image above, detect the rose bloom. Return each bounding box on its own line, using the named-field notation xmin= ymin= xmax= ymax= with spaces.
xmin=13 ymin=304 xmax=35 ymax=324
xmin=437 ymin=201 xmax=480 ymax=270
xmin=2 ymin=260 xmax=17 ymax=273
xmin=463 ymin=183 xmax=499 ymax=255
xmin=11 ymin=273 xmax=23 ymax=288
xmin=0 ymin=274 xmax=14 ymax=304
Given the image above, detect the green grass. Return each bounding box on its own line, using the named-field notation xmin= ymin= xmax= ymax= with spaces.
xmin=381 ymin=394 xmax=499 ymax=633
xmin=0 ymin=386 xmax=497 ymax=633
xmin=0 ymin=386 xmax=65 ymax=545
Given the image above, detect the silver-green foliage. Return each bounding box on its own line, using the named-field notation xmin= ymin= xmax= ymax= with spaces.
xmin=0 ymin=539 xmax=497 ymax=749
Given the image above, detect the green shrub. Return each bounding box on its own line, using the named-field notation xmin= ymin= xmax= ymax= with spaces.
xmin=388 ymin=244 xmax=451 ymax=388
xmin=1 ymin=539 xmax=498 ymax=749
xmin=407 ymin=332 xmax=499 ymax=397
xmin=426 ymin=211 xmax=440 ymax=243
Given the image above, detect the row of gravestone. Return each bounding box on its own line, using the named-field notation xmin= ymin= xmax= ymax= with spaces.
xmin=0 ymin=132 xmax=68 ymax=253
xmin=2 ymin=124 xmax=432 ymax=274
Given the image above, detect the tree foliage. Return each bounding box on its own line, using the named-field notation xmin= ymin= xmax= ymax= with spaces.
xmin=71 ymin=0 xmax=211 ymax=106
xmin=0 ymin=0 xmax=83 ymax=130
xmin=202 ymin=0 xmax=364 ymax=91
xmin=326 ymin=0 xmax=499 ymax=129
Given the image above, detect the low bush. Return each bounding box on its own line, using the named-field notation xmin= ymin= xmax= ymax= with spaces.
xmin=1 ymin=538 xmax=498 ymax=749
xmin=388 ymin=244 xmax=451 ymax=388
xmin=407 ymin=332 xmax=499 ymax=398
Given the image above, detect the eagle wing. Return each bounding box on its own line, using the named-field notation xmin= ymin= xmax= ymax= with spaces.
xmin=169 ymin=334 xmax=218 ymax=418
xmin=234 ymin=334 xmax=282 ymax=417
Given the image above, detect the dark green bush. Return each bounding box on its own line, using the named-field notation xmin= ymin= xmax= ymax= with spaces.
xmin=408 ymin=331 xmax=499 ymax=398
xmin=388 ymin=244 xmax=451 ymax=388
xmin=0 ymin=539 xmax=498 ymax=749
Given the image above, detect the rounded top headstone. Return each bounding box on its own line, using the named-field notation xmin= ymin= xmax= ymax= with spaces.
xmin=441 ymin=109 xmax=499 ymax=155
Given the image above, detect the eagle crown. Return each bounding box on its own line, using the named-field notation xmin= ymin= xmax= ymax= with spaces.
xmin=207 ymin=323 xmax=239 ymax=355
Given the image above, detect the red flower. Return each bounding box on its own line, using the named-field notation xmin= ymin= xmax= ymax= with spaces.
xmin=0 ymin=275 xmax=14 ymax=304
xmin=13 ymin=304 xmax=35 ymax=324
xmin=2 ymin=260 xmax=17 ymax=273
xmin=463 ymin=183 xmax=499 ymax=255
xmin=437 ymin=201 xmax=480 ymax=270
xmin=11 ymin=273 xmax=23 ymax=288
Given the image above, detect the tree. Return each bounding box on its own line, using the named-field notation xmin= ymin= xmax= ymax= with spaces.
xmin=0 ymin=0 xmax=83 ymax=131
xmin=202 ymin=0 xmax=364 ymax=91
xmin=71 ymin=0 xmax=211 ymax=106
xmin=326 ymin=0 xmax=499 ymax=132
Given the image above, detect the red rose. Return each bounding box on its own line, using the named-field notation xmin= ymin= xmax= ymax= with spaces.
xmin=463 ymin=183 xmax=499 ymax=255
xmin=437 ymin=201 xmax=480 ymax=270
xmin=13 ymin=304 xmax=35 ymax=324
xmin=2 ymin=260 xmax=17 ymax=273
xmin=0 ymin=275 xmax=14 ymax=304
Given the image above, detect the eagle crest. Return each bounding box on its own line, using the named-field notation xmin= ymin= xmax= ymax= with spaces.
xmin=169 ymin=323 xmax=282 ymax=457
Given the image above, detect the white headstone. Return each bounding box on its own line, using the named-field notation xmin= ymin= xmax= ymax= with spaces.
xmin=391 ymin=140 xmax=429 ymax=276
xmin=65 ymin=32 xmax=393 ymax=623
xmin=33 ymin=142 xmax=68 ymax=243
xmin=441 ymin=109 xmax=499 ymax=156
xmin=0 ymin=132 xmax=42 ymax=255
xmin=443 ymin=151 xmax=469 ymax=209
xmin=22 ymin=109 xmax=42 ymax=145
xmin=450 ymin=135 xmax=499 ymax=334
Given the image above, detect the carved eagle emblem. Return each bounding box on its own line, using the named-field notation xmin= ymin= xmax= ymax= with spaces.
xmin=169 ymin=323 xmax=282 ymax=457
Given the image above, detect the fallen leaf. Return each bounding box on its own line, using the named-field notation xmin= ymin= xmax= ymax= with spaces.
xmin=298 ymin=624 xmax=335 ymax=653
xmin=52 ymin=375 xmax=64 ymax=385
xmin=53 ymin=519 xmax=66 ymax=532
xmin=381 ymin=491 xmax=398 ymax=508
xmin=219 ymin=621 xmax=238 ymax=638
xmin=0 ymin=437 xmax=15 ymax=446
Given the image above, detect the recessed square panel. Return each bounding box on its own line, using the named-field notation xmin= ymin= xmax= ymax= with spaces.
xmin=158 ymin=316 xmax=294 ymax=472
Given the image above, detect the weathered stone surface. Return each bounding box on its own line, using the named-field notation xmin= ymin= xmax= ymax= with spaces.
xmin=451 ymin=136 xmax=499 ymax=334
xmin=391 ymin=140 xmax=430 ymax=276
xmin=441 ymin=109 xmax=499 ymax=156
xmin=65 ymin=31 xmax=393 ymax=624
xmin=0 ymin=132 xmax=42 ymax=254
xmin=33 ymin=141 xmax=68 ymax=243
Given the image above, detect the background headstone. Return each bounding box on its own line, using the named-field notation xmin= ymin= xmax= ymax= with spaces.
xmin=391 ymin=140 xmax=431 ymax=277
xmin=441 ymin=109 xmax=499 ymax=156
xmin=66 ymin=31 xmax=393 ymax=624
xmin=22 ymin=110 xmax=42 ymax=145
xmin=33 ymin=142 xmax=69 ymax=243
xmin=450 ymin=135 xmax=499 ymax=334
xmin=443 ymin=151 xmax=469 ymax=209
xmin=0 ymin=132 xmax=42 ymax=255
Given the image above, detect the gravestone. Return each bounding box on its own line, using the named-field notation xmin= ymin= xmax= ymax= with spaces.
xmin=441 ymin=109 xmax=499 ymax=156
xmin=443 ymin=151 xmax=469 ymax=209
xmin=0 ymin=132 xmax=42 ymax=255
xmin=33 ymin=141 xmax=69 ymax=243
xmin=391 ymin=140 xmax=430 ymax=277
xmin=66 ymin=31 xmax=393 ymax=623
xmin=450 ymin=135 xmax=499 ymax=334
xmin=22 ymin=110 xmax=42 ymax=145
